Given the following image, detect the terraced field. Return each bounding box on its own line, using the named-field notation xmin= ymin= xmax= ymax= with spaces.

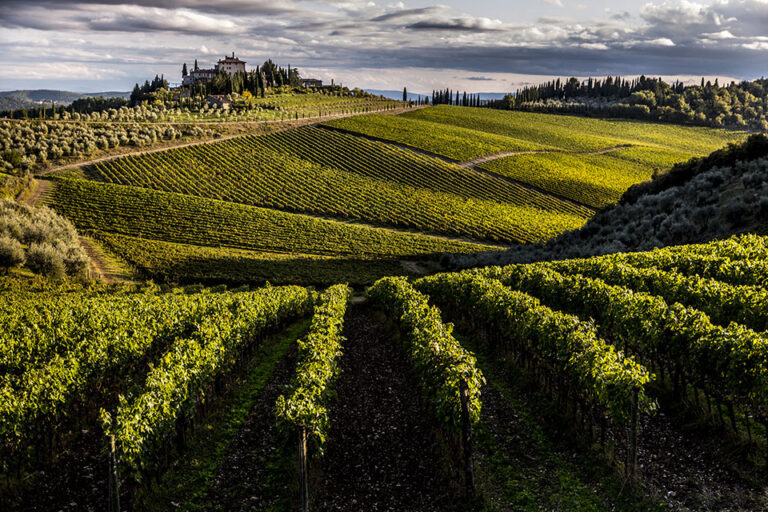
xmin=94 ymin=232 xmax=410 ymax=285
xmin=399 ymin=106 xmax=746 ymax=155
xmin=323 ymin=106 xmax=746 ymax=208
xmin=46 ymin=178 xmax=493 ymax=258
xmin=480 ymin=151 xmax=652 ymax=208
xmin=78 ymin=133 xmax=589 ymax=244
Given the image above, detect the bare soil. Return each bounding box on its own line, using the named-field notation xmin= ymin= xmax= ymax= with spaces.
xmin=313 ymin=305 xmax=462 ymax=512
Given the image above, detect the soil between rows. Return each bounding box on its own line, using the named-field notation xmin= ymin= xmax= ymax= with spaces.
xmin=313 ymin=305 xmax=461 ymax=511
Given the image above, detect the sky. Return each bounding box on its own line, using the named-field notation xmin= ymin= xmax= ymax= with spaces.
xmin=0 ymin=0 xmax=766 ymax=93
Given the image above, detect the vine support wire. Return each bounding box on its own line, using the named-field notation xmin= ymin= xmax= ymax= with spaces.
xmin=107 ymin=434 xmax=121 ymax=512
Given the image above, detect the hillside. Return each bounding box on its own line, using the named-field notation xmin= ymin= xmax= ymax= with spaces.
xmin=33 ymin=105 xmax=746 ymax=285
xmin=0 ymin=89 xmax=130 ymax=111
xmin=4 ymin=103 xmax=768 ymax=512
xmin=457 ymin=133 xmax=768 ymax=267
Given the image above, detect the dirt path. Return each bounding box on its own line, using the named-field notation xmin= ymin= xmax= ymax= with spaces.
xmin=457 ymin=150 xmax=550 ymax=168
xmin=314 ymin=305 xmax=460 ymax=511
xmin=36 ymin=106 xmax=421 ymax=176
xmin=21 ymin=179 xmax=132 ymax=283
xmin=21 ymin=178 xmax=50 ymax=207
xmin=78 ymin=236 xmax=130 ymax=284
xmin=204 ymin=344 xmax=300 ymax=512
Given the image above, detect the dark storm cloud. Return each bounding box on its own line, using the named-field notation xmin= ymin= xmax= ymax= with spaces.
xmin=2 ymin=0 xmax=767 ymax=88
xmin=406 ymin=18 xmax=503 ymax=32
xmin=306 ymin=42 xmax=763 ymax=79
xmin=371 ymin=7 xmax=443 ymax=23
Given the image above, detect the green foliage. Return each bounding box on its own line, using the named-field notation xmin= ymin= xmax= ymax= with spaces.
xmin=597 ymin=233 xmax=768 ymax=288
xmin=367 ymin=277 xmax=484 ymax=431
xmin=80 ymin=134 xmax=586 ymax=244
xmin=484 ymin=264 xmax=768 ymax=422
xmin=545 ymin=258 xmax=768 ymax=332
xmin=0 ymin=235 xmax=24 ymax=272
xmin=46 ymin=177 xmax=492 ymax=258
xmin=415 ymin=272 xmax=654 ymax=424
xmin=511 ymin=76 xmax=768 ymax=131
xmin=275 ymin=284 xmax=352 ymax=446
xmin=0 ymin=198 xmax=89 ymax=278
xmin=104 ymin=286 xmax=314 ymax=476
xmin=0 ymin=289 xmax=227 ymax=469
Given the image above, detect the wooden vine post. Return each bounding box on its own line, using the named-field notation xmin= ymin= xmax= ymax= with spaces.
xmin=459 ymin=378 xmax=475 ymax=498
xmin=299 ymin=427 xmax=310 ymax=512
xmin=107 ymin=434 xmax=121 ymax=512
xmin=628 ymin=387 xmax=640 ymax=480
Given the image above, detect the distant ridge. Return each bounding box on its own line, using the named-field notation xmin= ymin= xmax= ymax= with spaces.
xmin=0 ymin=89 xmax=131 ymax=111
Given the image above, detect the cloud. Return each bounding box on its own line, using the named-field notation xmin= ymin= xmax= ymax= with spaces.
xmin=543 ymin=0 xmax=564 ymax=6
xmin=370 ymin=6 xmax=444 ymax=23
xmin=88 ymin=7 xmax=246 ymax=34
xmin=704 ymin=30 xmax=736 ymax=39
xmin=646 ymin=37 xmax=676 ymax=47
xmin=407 ymin=16 xmax=504 ymax=32
xmin=743 ymin=41 xmax=768 ymax=50
xmin=1 ymin=0 xmax=766 ymax=92
xmin=467 ymin=76 xmax=494 ymax=81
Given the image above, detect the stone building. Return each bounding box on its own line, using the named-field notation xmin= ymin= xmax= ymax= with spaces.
xmin=182 ymin=52 xmax=246 ymax=86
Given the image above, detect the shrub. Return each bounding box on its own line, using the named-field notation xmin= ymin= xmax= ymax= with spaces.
xmin=0 ymin=235 xmax=25 ymax=273
xmin=25 ymin=242 xmax=66 ymax=279
xmin=64 ymin=245 xmax=89 ymax=277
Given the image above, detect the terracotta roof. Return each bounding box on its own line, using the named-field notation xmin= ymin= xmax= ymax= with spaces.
xmin=218 ymin=57 xmax=245 ymax=63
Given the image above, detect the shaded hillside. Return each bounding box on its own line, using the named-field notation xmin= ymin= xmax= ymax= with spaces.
xmin=0 ymin=90 xmax=130 ymax=112
xmin=456 ymin=134 xmax=768 ymax=267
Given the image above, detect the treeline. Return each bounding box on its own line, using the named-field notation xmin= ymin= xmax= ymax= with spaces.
xmin=129 ymin=74 xmax=170 ymax=105
xmin=486 ymin=75 xmax=768 ymax=131
xmin=431 ymin=89 xmax=485 ymax=107
xmin=513 ymin=75 xmax=684 ymax=103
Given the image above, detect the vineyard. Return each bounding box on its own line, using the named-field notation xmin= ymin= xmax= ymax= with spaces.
xmin=399 ymin=106 xmax=746 ymax=155
xmin=4 ymin=232 xmax=768 ymax=511
xmin=479 ymin=151 xmax=654 ymax=208
xmin=3 ymin=103 xmax=767 ymax=511
xmin=74 ymin=128 xmax=589 ymax=244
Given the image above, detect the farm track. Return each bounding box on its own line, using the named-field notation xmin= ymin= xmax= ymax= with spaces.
xmin=204 ymin=344 xmax=300 ymax=511
xmin=21 ymin=178 xmax=50 ymax=207
xmin=22 ymin=179 xmax=132 ymax=283
xmin=314 ymin=305 xmax=461 ymax=511
xmin=35 ymin=106 xmax=421 ymax=177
